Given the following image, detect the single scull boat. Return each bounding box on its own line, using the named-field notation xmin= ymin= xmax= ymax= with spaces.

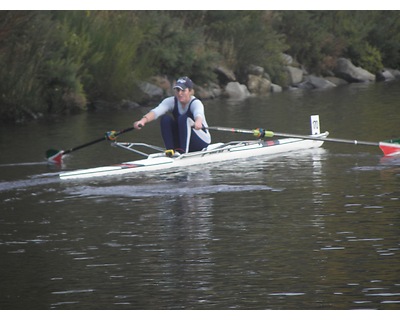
xmin=56 ymin=114 xmax=400 ymax=180
xmin=59 ymin=115 xmax=327 ymax=180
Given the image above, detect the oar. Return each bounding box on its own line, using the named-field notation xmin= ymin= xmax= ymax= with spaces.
xmin=206 ymin=126 xmax=400 ymax=156
xmin=46 ymin=127 xmax=135 ymax=163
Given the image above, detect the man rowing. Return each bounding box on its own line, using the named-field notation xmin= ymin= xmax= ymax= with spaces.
xmin=133 ymin=76 xmax=211 ymax=156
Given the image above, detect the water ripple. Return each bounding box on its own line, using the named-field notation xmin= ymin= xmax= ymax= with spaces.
xmin=52 ymin=289 xmax=95 ymax=295
xmin=0 ymin=177 xmax=58 ymax=192
xmin=64 ymin=184 xmax=279 ymax=198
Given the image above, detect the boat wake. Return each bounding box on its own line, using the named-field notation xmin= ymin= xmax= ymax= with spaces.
xmin=64 ymin=184 xmax=281 ymax=198
xmin=0 ymin=161 xmax=49 ymax=167
xmin=0 ymin=176 xmax=59 ymax=192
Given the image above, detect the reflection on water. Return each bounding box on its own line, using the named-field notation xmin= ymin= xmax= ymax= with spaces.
xmin=1 ymin=82 xmax=400 ymax=310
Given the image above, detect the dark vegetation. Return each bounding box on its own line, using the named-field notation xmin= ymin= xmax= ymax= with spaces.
xmin=1 ymin=11 xmax=399 ymax=122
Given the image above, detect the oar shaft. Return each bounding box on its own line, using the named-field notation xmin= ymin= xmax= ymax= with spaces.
xmin=62 ymin=137 xmax=106 ymax=155
xmin=62 ymin=127 xmax=134 ymax=155
xmin=46 ymin=126 xmax=137 ymax=163
xmin=206 ymin=126 xmax=380 ymax=147
xmin=271 ymin=131 xmax=380 ymax=147
xmin=58 ymin=127 xmax=134 ymax=155
xmin=207 ymin=126 xmax=254 ymax=135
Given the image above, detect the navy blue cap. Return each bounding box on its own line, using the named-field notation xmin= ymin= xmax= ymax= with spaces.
xmin=173 ymin=76 xmax=193 ymax=90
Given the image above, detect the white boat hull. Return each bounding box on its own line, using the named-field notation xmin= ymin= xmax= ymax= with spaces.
xmin=59 ymin=132 xmax=328 ymax=180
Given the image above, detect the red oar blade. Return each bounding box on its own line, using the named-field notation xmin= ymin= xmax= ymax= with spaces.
xmin=379 ymin=141 xmax=400 ymax=156
xmin=46 ymin=149 xmax=64 ymax=164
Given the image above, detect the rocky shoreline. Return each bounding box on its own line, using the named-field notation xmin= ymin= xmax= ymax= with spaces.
xmin=135 ymin=55 xmax=400 ymax=106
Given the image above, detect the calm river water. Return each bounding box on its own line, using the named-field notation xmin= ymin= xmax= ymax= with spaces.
xmin=0 ymin=81 xmax=399 ymax=310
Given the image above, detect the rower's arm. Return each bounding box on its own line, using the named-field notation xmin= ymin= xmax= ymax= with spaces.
xmin=134 ymin=111 xmax=156 ymax=129
xmin=194 ymin=116 xmax=203 ymax=130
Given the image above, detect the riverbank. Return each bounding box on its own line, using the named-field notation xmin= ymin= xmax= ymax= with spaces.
xmin=3 ymin=12 xmax=400 ymax=123
xmin=135 ymin=56 xmax=400 ymax=106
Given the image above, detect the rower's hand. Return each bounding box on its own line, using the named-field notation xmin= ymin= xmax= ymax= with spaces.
xmin=193 ymin=118 xmax=203 ymax=130
xmin=133 ymin=120 xmax=144 ymax=129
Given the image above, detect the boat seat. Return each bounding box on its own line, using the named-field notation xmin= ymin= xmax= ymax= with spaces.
xmin=204 ymin=143 xmax=225 ymax=151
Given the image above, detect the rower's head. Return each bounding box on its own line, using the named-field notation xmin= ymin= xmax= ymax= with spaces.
xmin=173 ymin=76 xmax=193 ymax=91
xmin=173 ymin=76 xmax=194 ymax=105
